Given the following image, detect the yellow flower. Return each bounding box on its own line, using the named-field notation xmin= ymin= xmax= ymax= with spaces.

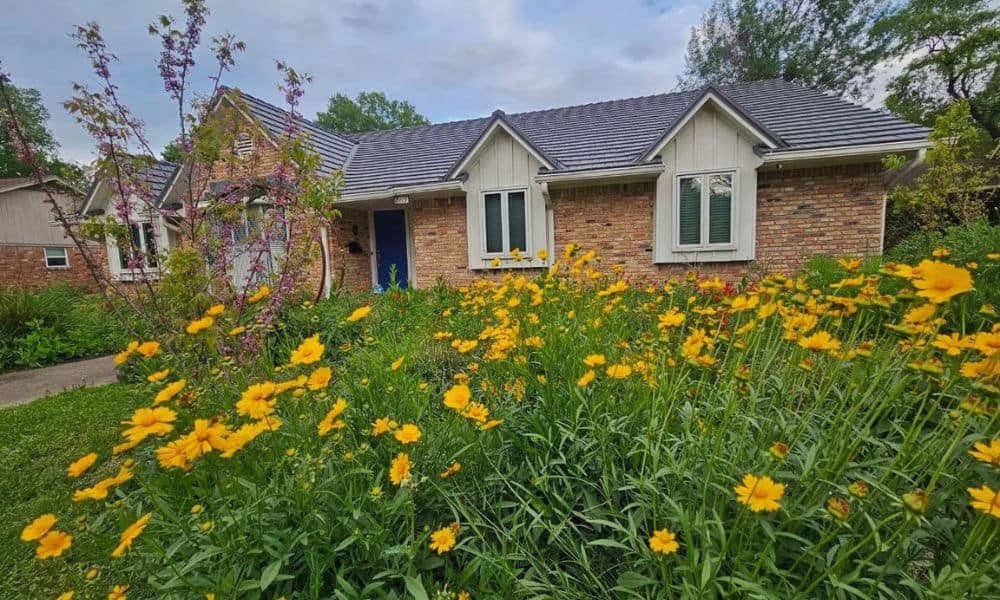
xmin=798 ymin=331 xmax=841 ymax=352
xmin=453 ymin=339 xmax=478 ymax=353
xmin=180 ymin=419 xmax=230 ymax=459
xmin=205 ymin=303 xmax=225 ymax=316
xmin=156 ymin=440 xmax=190 ymax=470
xmin=490 ymin=257 xmax=501 ymax=268
xmin=228 ymin=326 xmax=246 ymax=336
xmin=290 ymin=334 xmax=324 ymax=365
xmin=346 ymin=305 xmax=372 ymax=322
xmin=67 ymin=452 xmax=98 ymax=478
xmin=582 ymin=354 xmax=606 ymax=367
xmin=394 ymin=423 xmax=422 ymax=444
xmin=107 ymin=584 xmax=129 ymax=600
xmin=848 ymin=481 xmax=869 ymax=499
xmin=317 ymin=398 xmax=349 ymax=436
xmin=734 ymin=474 xmax=785 ymax=512
xmin=121 ymin=407 xmax=177 ymax=443
xmin=390 ymin=356 xmax=405 ymax=371
xmin=837 ymin=257 xmax=862 ymax=271
xmin=154 ymin=379 xmax=186 ymax=405
xmin=968 ymin=439 xmax=1000 ymax=466
xmin=389 ymin=452 xmax=412 ymax=485
xmin=827 ymin=497 xmax=851 ymax=521
xmin=911 ymin=260 xmax=973 ymax=304
xmin=428 ymin=526 xmax=457 ymax=554
xmin=440 ymin=461 xmax=462 ymax=478
xmin=648 ymin=529 xmax=679 ymax=555
xmin=147 ymin=369 xmax=170 ymax=383
xmin=462 ymin=402 xmax=490 ymax=423
xmin=903 ymin=303 xmax=936 ymax=325
xmin=190 ymin=504 xmax=203 ymax=514
xmin=136 ymin=341 xmax=160 ymax=358
xmin=111 ymin=512 xmax=152 ymax=558
xmin=21 ymin=514 xmax=57 ymax=541
xmin=35 ymin=530 xmax=73 ymax=559
xmin=577 ymin=369 xmax=596 ymax=387
xmin=57 ymin=592 xmax=74 ymax=600
xmin=247 ymin=284 xmax=270 ymax=303
xmin=605 ymin=364 xmax=632 ymax=379
xmin=371 ymin=417 xmax=395 ymax=436
xmin=768 ymin=442 xmax=789 ymax=460
xmin=186 ymin=316 xmax=214 ymax=334
xmin=932 ymin=333 xmax=969 ymax=356
xmin=307 ymin=366 xmax=332 ymax=390
xmin=968 ymin=485 xmax=1000 ymax=518
xmin=973 ymin=331 xmax=1000 ymax=356
xmin=536 ymin=248 xmax=549 ymax=261
xmin=443 ymin=384 xmax=472 ymax=411
xmin=932 ymin=247 xmax=951 ymax=257
xmin=902 ymin=489 xmax=930 ymax=514
xmin=236 ymin=382 xmax=277 ymax=419
xmin=479 ymin=419 xmax=504 ymax=431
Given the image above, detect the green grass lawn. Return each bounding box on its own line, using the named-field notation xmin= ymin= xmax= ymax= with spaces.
xmin=0 ymin=384 xmax=146 ymax=600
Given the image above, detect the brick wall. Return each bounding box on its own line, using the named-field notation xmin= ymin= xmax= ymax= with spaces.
xmin=328 ymin=208 xmax=371 ymax=294
xmin=0 ymin=243 xmax=105 ymax=291
xmin=410 ymin=197 xmax=476 ymax=287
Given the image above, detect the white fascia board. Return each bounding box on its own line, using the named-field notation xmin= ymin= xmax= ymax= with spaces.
xmin=536 ymin=163 xmax=665 ymax=184
xmin=448 ymin=119 xmax=555 ymax=180
xmin=338 ymin=180 xmax=466 ymax=205
xmin=642 ymin=92 xmax=779 ymax=162
xmin=760 ymin=140 xmax=933 ymax=163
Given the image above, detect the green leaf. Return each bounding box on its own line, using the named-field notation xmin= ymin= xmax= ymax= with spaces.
xmin=260 ymin=559 xmax=282 ymax=590
xmin=403 ymin=575 xmax=429 ymax=600
xmin=615 ymin=571 xmax=657 ymax=589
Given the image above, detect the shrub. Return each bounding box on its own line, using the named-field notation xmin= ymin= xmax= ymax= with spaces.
xmin=14 ymin=248 xmax=1000 ymax=599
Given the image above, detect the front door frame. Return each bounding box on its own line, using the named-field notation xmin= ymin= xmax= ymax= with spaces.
xmin=369 ymin=207 xmax=416 ymax=289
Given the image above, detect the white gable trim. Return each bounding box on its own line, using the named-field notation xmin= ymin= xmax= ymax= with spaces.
xmin=760 ymin=140 xmax=933 ymax=163
xmin=642 ymin=92 xmax=779 ymax=162
xmin=211 ymin=93 xmax=281 ymax=150
xmin=448 ymin=118 xmax=556 ymax=180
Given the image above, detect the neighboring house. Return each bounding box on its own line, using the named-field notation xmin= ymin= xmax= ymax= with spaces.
xmin=0 ymin=176 xmax=102 ymax=290
xmin=83 ymin=79 xmax=931 ymax=294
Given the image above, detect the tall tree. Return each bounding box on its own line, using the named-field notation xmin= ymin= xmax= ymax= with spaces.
xmin=0 ymin=86 xmax=57 ymax=177
xmin=679 ymin=0 xmax=888 ymax=100
xmin=872 ymin=0 xmax=1000 ymax=141
xmin=316 ymin=91 xmax=429 ymax=134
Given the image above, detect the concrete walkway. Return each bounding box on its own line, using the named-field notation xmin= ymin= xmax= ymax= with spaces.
xmin=0 ymin=355 xmax=118 ymax=408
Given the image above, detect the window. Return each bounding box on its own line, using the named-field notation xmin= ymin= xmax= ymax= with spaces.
xmin=677 ymin=172 xmax=734 ymax=248
xmin=117 ymin=222 xmax=158 ymax=270
xmin=483 ymin=189 xmax=528 ymax=255
xmin=44 ymin=247 xmax=68 ymax=268
xmin=233 ymin=132 xmax=255 ymax=157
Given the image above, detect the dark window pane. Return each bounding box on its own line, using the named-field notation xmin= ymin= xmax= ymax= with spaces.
xmin=142 ymin=222 xmax=158 ymax=267
xmin=45 ymin=248 xmax=67 ymax=267
xmin=484 ymin=193 xmax=503 ymax=253
xmin=708 ymin=174 xmax=732 ymax=244
xmin=678 ymin=177 xmax=701 ymax=245
xmin=507 ymin=191 xmax=526 ymax=253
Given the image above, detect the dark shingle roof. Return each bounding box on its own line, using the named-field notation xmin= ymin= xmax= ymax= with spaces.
xmin=224 ymin=79 xmax=930 ymax=196
xmin=139 ymin=160 xmax=180 ymax=203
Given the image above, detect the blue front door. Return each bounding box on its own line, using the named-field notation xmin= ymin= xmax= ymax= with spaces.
xmin=373 ymin=209 xmax=409 ymax=289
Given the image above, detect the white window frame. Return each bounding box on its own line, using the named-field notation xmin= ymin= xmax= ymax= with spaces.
xmin=115 ymin=221 xmax=160 ymax=275
xmin=44 ymin=247 xmax=69 ymax=269
xmin=480 ymin=187 xmax=531 ymax=258
xmin=673 ymin=170 xmax=738 ymax=252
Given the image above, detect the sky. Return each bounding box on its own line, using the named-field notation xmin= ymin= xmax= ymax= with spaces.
xmin=0 ymin=0 xmax=892 ymax=166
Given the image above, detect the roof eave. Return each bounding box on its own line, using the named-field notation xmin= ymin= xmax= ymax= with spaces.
xmin=760 ymin=139 xmax=933 ymax=163
xmin=446 ymin=111 xmax=561 ymax=180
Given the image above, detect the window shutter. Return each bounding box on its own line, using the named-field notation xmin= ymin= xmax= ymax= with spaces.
xmin=708 ymin=174 xmax=732 ymax=245
xmin=484 ymin=193 xmax=503 ymax=253
xmin=678 ymin=177 xmax=701 ymax=246
xmin=507 ymin=191 xmax=526 ymax=252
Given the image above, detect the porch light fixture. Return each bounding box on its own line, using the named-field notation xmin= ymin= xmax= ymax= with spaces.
xmin=393 ymin=195 xmax=410 ymax=205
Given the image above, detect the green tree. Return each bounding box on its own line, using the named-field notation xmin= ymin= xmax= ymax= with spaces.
xmin=680 ymin=0 xmax=888 ymax=100
xmin=872 ymin=0 xmax=1000 ymax=141
xmin=161 ymin=141 xmax=182 ymax=163
xmin=884 ymin=101 xmax=999 ymax=246
xmin=315 ymin=91 xmax=429 ymax=134
xmin=0 ymin=86 xmax=57 ymax=177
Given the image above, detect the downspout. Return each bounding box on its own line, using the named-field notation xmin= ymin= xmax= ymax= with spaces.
xmin=319 ymin=225 xmax=332 ymax=300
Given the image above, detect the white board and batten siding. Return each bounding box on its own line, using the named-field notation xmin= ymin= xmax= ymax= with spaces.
xmin=653 ymin=103 xmax=763 ymax=263
xmin=0 ymin=188 xmax=78 ymax=246
xmin=463 ymin=128 xmax=551 ymax=270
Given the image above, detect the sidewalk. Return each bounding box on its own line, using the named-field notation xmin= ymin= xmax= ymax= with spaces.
xmin=0 ymin=355 xmax=118 ymax=408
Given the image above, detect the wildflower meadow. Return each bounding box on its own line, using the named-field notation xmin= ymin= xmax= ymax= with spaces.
xmin=13 ymin=244 xmax=1000 ymax=599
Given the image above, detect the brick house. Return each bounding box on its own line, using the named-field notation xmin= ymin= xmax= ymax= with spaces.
xmin=0 ymin=176 xmax=103 ymax=291
xmin=82 ymin=79 xmax=930 ymax=295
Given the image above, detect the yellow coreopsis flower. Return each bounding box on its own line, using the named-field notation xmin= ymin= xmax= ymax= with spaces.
xmin=67 ymin=452 xmax=98 ymax=478
xmin=346 ymin=305 xmax=372 ymax=322
xmin=205 ymin=303 xmax=225 ymax=316
xmin=247 ymin=285 xmax=270 ymax=304
xmin=111 ymin=512 xmax=152 ymax=558
xmin=429 ymin=524 xmax=458 ymax=554
xmin=605 ymin=364 xmax=632 ymax=379
xmin=768 ymin=442 xmax=789 ymax=461
xmin=394 ymin=423 xmax=422 ymax=444
xmin=577 ymin=369 xmax=596 ymax=388
xmin=462 ymin=402 xmax=490 ymax=423
xmin=21 ymin=514 xmax=57 ymax=541
xmin=180 ymin=419 xmax=230 ymax=459
xmin=156 ymin=440 xmax=190 ymax=470
xmin=798 ymin=331 xmax=842 ymax=352
xmin=582 ymin=354 xmax=606 ymax=367
xmin=903 ymin=303 xmax=936 ymax=325
xmin=389 ymin=452 xmax=412 ymax=485
xmin=147 ymin=368 xmax=170 ymax=383
xmin=236 ymin=382 xmax=277 ymax=419
xmin=121 ymin=407 xmax=177 ymax=443
xmin=827 ymin=497 xmax=851 ymax=521
xmin=443 ymin=384 xmax=472 ymax=411
xmin=734 ymin=474 xmax=785 ymax=512
xmin=968 ymin=439 xmax=1000 ymax=466
xmin=56 ymin=592 xmax=74 ymax=600
xmin=135 ymin=341 xmax=160 ymax=358
xmin=968 ymin=485 xmax=1000 ymax=518
xmin=153 ymin=379 xmax=186 ymax=405
xmin=290 ymin=334 xmax=324 ymax=365
xmin=317 ymin=398 xmax=349 ymax=436
xmin=973 ymin=331 xmax=999 ymax=356
xmin=440 ymin=462 xmax=462 ymax=478
xmin=307 ymin=366 xmax=332 ymax=390
xmin=911 ymin=260 xmax=973 ymax=304
xmin=107 ymin=584 xmax=129 ymax=600
xmin=185 ymin=316 xmax=214 ymax=334
xmin=648 ymin=529 xmax=679 ymax=555
xmin=390 ymin=356 xmax=405 ymax=371
xmin=371 ymin=417 xmax=395 ymax=436
xmin=35 ymin=530 xmax=72 ymax=559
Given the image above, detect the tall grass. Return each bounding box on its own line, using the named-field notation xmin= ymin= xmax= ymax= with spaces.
xmin=11 ymin=248 xmax=999 ymax=599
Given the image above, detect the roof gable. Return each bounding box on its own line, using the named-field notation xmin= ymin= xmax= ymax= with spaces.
xmin=447 ymin=110 xmax=561 ymax=180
